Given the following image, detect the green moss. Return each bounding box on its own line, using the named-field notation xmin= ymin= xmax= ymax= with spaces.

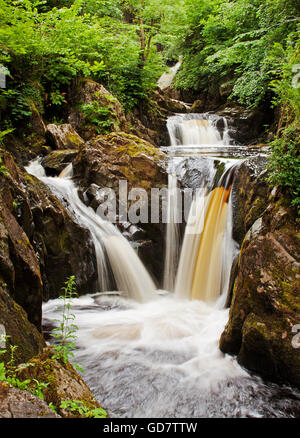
xmin=24 ymin=174 xmax=35 ymax=184
xmin=245 ymin=197 xmax=266 ymax=227
xmin=59 ymin=230 xmax=70 ymax=252
xmin=15 ymin=348 xmax=104 ymax=417
xmin=66 ymin=133 xmax=83 ymax=148
xmin=106 ymin=132 xmax=164 ymax=160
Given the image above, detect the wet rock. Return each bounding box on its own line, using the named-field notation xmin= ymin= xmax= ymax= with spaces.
xmin=0 ymin=150 xmax=97 ymax=308
xmin=127 ymin=225 xmax=146 ymax=241
xmin=46 ymin=123 xmax=84 ymax=150
xmin=231 ymin=155 xmax=270 ymax=245
xmin=224 ymin=253 xmax=239 ymax=309
xmin=125 ymin=112 xmax=161 ymax=145
xmin=153 ymin=89 xmax=188 ymax=114
xmin=42 ymin=150 xmax=78 ymax=176
xmin=220 ymin=199 xmax=300 ymax=389
xmin=176 ymin=156 xmax=223 ymax=191
xmin=216 ymin=106 xmax=273 ymax=145
xmin=0 ymin=381 xmax=59 ymax=418
xmin=25 ymin=176 xmax=97 ymax=301
xmin=136 ymin=237 xmax=164 ymax=285
xmin=16 ymin=347 xmax=106 ymax=418
xmin=189 ymin=99 xmax=205 ymax=113
xmin=136 ymin=87 xmax=191 ymax=146
xmin=73 ymin=131 xmax=167 ymax=193
xmin=0 ymin=284 xmax=45 ymax=364
xmin=0 ymin=156 xmax=43 ymax=329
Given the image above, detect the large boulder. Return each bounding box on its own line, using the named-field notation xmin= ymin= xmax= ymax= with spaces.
xmin=46 ymin=123 xmax=84 ymax=150
xmin=73 ymin=131 xmax=167 ymax=193
xmin=68 ymin=79 xmax=168 ymax=146
xmin=220 ymin=196 xmax=300 ymax=389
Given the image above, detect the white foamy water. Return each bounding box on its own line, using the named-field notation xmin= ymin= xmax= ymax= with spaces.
xmin=29 ymin=114 xmax=300 ymax=418
xmin=26 ymin=159 xmax=156 ymax=302
xmin=158 ymin=58 xmax=182 ymax=90
xmin=43 ymin=294 xmax=300 ymax=418
xmin=164 ymin=113 xmax=239 ymax=301
xmin=163 ymin=169 xmax=181 ymax=291
xmin=167 ymin=114 xmax=231 ymax=147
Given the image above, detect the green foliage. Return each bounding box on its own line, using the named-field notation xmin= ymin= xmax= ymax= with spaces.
xmin=51 ymin=275 xmax=83 ymax=373
xmin=174 ymin=0 xmax=300 ymax=108
xmin=60 ymin=399 xmax=107 ymax=418
xmin=0 ymin=335 xmax=49 ymax=400
xmin=12 ymin=199 xmax=21 ymax=210
xmin=267 ymin=28 xmax=300 ymax=214
xmin=48 ymin=402 xmax=58 ymax=413
xmin=0 ymin=157 xmax=7 ymax=176
xmin=268 ymin=127 xmax=300 ymax=215
xmin=80 ymin=93 xmax=116 ymax=133
xmin=0 ymin=129 xmax=14 ymax=145
xmin=0 ymin=334 xmax=106 ymax=417
xmin=0 ymin=0 xmax=181 ymax=125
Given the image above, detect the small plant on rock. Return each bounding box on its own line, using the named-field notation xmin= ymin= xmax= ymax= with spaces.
xmin=51 ymin=275 xmax=83 ymax=372
xmin=0 ymin=335 xmax=49 ymax=399
xmin=60 ymin=399 xmax=107 ymax=418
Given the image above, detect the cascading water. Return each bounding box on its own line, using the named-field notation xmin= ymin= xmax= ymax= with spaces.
xmin=158 ymin=57 xmax=182 ymax=90
xmin=37 ymin=112 xmax=300 ymax=418
xmin=26 ymin=159 xmax=156 ymax=303
xmin=164 ymin=113 xmax=239 ymax=303
xmin=167 ymin=113 xmax=231 ymax=147
xmin=163 ymin=163 xmax=182 ymax=291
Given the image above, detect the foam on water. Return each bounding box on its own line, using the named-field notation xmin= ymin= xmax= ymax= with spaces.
xmin=43 ymin=295 xmax=300 ymax=418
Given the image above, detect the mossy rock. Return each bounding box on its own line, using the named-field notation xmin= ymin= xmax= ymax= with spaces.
xmin=220 ymin=198 xmax=300 ymax=389
xmin=0 ymin=149 xmax=97 ymax=305
xmin=0 ymin=284 xmax=45 ymax=365
xmin=42 ymin=149 xmax=78 ymax=176
xmin=73 ymin=131 xmax=167 ymax=194
xmin=231 ymin=156 xmax=269 ymax=245
xmin=46 ymin=124 xmax=84 ymax=150
xmin=238 ymin=312 xmax=300 ymax=387
xmin=16 ymin=347 xmax=106 ymax=418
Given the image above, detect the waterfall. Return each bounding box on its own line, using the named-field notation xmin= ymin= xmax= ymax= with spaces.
xmin=163 ymin=168 xmax=181 ymax=291
xmin=158 ymin=57 xmax=182 ymax=90
xmin=164 ymin=113 xmax=238 ymax=303
xmin=26 ymin=159 xmax=156 ymax=302
xmin=222 ymin=116 xmax=231 ymax=145
xmin=167 ymin=113 xmax=231 ymax=146
xmin=39 ymin=115 xmax=300 ymax=418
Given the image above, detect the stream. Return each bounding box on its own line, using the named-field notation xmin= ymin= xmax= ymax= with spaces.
xmin=27 ymin=113 xmax=300 ymax=418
